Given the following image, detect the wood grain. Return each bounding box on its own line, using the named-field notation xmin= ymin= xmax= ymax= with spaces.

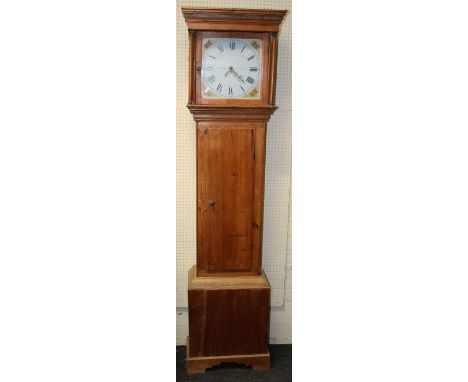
xmin=188 ymin=266 xmax=270 ymax=290
xmin=197 ymin=124 xmax=254 ymax=272
xmin=196 ymin=121 xmax=266 ymax=275
xmin=187 ymin=30 xmax=196 ymax=105
xmin=181 ymin=7 xmax=287 ymax=33
xmin=186 ymin=341 xmax=270 ymax=374
xmin=187 ymin=266 xmax=270 ymax=363
xmin=187 ymin=104 xmax=276 ymax=121
xmin=268 ymin=32 xmax=279 ymax=105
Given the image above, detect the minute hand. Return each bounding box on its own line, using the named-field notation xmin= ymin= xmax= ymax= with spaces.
xmin=230 ymin=68 xmax=245 ymax=83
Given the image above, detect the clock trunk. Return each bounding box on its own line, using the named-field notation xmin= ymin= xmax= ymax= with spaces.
xmin=197 ymin=121 xmax=266 ymax=276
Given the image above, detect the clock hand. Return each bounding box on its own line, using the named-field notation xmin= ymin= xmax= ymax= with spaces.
xmin=229 ymin=68 xmax=245 ymax=83
xmin=223 ymin=67 xmax=246 ymax=83
xmin=225 ymin=66 xmax=235 ymax=78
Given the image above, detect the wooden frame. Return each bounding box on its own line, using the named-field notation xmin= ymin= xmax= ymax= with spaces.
xmin=188 ymin=30 xmax=279 ymax=109
xmin=194 ymin=31 xmax=271 ymax=106
xmin=183 ymin=8 xmax=286 ymax=110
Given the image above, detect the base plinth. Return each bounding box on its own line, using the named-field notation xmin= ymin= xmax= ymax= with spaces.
xmin=186 ymin=337 xmax=270 ymax=373
xmin=186 ymin=266 xmax=271 ymax=374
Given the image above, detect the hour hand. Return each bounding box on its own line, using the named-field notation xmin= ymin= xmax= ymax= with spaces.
xmin=225 ymin=67 xmax=235 ymax=78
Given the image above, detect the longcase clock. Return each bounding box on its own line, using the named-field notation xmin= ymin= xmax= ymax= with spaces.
xmin=181 ymin=7 xmax=287 ymax=373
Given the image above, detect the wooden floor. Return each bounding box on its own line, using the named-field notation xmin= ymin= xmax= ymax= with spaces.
xmin=176 ymin=344 xmax=292 ymax=382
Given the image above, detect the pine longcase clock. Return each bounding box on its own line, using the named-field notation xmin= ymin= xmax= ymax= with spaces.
xmin=182 ymin=7 xmax=287 ymax=373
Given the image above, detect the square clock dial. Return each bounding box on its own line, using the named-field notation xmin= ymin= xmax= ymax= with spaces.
xmin=201 ymin=38 xmax=262 ymax=99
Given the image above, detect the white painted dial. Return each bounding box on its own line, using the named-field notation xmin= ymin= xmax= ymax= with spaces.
xmin=201 ymin=38 xmax=262 ymax=99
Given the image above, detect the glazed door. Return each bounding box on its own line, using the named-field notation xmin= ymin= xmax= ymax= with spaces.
xmin=197 ymin=123 xmax=256 ymax=272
